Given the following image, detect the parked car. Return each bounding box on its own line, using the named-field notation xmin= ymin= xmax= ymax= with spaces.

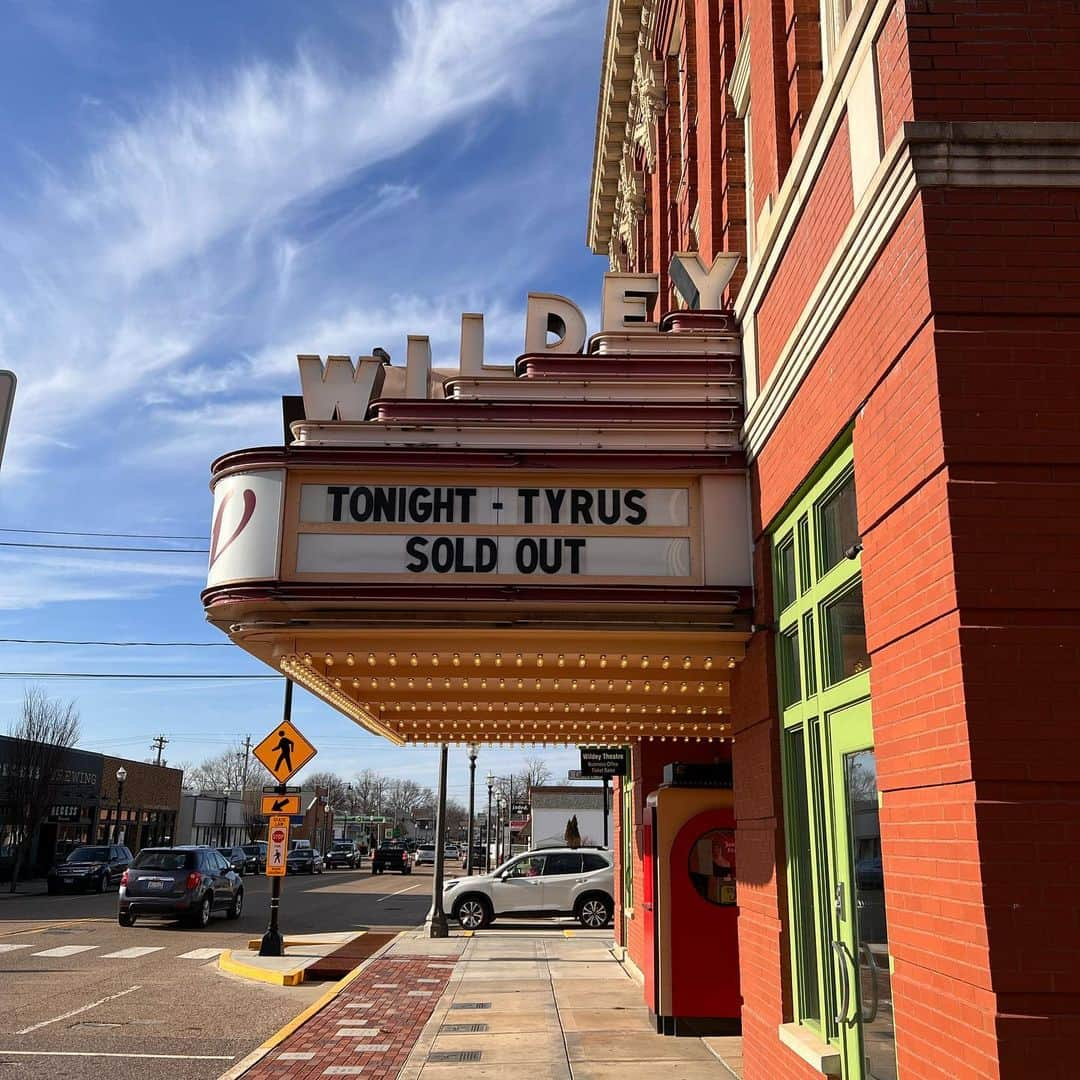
xmin=118 ymin=846 xmax=243 ymax=928
xmin=415 ymin=844 xmax=436 ymax=866
xmin=286 ymin=847 xmax=324 ymax=874
xmin=444 ymin=843 xmax=460 ymax=860
xmin=241 ymin=842 xmax=266 ymax=873
xmin=372 ymin=843 xmax=412 ymax=875
xmin=47 ymin=844 xmax=133 ymax=895
xmin=217 ymin=846 xmax=248 ymax=876
xmin=442 ymin=847 xmax=614 ymax=930
xmin=325 ymin=841 xmax=359 ymax=869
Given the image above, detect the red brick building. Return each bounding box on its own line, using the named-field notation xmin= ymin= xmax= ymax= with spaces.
xmin=589 ymin=2 xmax=1080 ymax=1078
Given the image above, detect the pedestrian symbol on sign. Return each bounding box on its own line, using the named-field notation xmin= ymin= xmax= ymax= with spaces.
xmin=272 ymin=730 xmax=294 ymax=773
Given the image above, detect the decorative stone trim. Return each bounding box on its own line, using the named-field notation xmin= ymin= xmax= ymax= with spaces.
xmin=741 ymin=121 xmax=1080 ymax=461
xmin=729 ymin=23 xmax=751 ymax=120
xmin=632 ymin=44 xmax=666 ymax=172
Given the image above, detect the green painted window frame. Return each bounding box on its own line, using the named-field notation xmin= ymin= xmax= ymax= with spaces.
xmin=621 ymin=778 xmax=634 ymax=912
xmin=772 ymin=440 xmax=871 ymax=1040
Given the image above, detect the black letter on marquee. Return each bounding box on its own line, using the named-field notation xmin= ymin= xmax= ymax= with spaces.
xmin=597 ymin=489 xmax=621 ymax=525
xmin=564 ymin=538 xmax=586 ymax=574
xmin=515 ymin=538 xmax=539 ymax=574
xmin=624 ymin=489 xmax=647 ymax=525
xmin=350 ymin=486 xmax=373 ymax=522
xmin=405 ymin=536 xmax=428 ymax=572
xmin=457 ymin=488 xmax=477 ymax=524
xmin=327 ymin=486 xmax=349 ymax=522
xmin=545 ymin=488 xmax=566 ymax=524
xmin=519 ymin=489 xmax=539 ymax=524
xmin=476 ymin=537 xmax=497 ymax=572
xmin=570 ymin=489 xmax=594 ymax=525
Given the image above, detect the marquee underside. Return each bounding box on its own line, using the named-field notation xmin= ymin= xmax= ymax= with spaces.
xmin=222 ymin=624 xmax=745 ymax=747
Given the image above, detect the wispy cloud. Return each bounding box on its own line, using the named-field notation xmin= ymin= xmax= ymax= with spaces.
xmin=0 ymin=0 xmax=588 ymax=472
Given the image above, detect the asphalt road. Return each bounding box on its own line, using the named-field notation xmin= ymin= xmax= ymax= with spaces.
xmin=0 ymin=862 xmax=439 ymax=1080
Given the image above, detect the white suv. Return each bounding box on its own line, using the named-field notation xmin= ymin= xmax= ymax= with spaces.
xmin=443 ymin=847 xmax=614 ymax=930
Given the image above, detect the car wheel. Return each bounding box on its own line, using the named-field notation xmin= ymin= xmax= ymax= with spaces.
xmin=227 ymin=888 xmax=244 ymax=920
xmin=95 ymin=871 xmax=108 ymax=894
xmin=576 ymin=895 xmax=613 ymax=929
xmin=454 ymin=896 xmax=492 ymax=931
xmin=189 ymin=893 xmax=213 ymax=929
xmin=118 ymin=912 xmax=135 ymax=927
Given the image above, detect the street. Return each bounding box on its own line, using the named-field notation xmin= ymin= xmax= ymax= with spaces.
xmin=0 ymin=864 xmax=437 ymax=1079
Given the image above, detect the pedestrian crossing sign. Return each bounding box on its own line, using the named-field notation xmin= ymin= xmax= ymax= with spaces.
xmin=253 ymin=719 xmax=317 ymax=783
xmin=267 ymin=814 xmax=290 ymax=877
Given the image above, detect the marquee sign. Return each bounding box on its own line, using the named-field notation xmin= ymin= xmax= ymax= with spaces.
xmin=204 ymin=468 xmax=750 ymax=590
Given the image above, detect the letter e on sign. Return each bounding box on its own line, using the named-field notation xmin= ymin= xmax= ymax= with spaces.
xmin=0 ymin=371 xmax=15 ymax=473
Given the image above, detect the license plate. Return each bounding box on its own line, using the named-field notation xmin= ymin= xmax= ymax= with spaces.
xmin=63 ymin=878 xmax=74 ymax=884
xmin=147 ymin=879 xmax=165 ymax=890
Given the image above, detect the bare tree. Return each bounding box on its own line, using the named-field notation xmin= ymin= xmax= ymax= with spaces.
xmin=518 ymin=754 xmax=553 ymax=793
xmin=5 ymin=689 xmax=80 ymax=891
xmin=306 ymin=771 xmax=348 ymax=808
xmin=384 ymin=778 xmax=431 ymax=830
xmin=351 ymin=769 xmax=390 ymax=816
xmin=185 ymin=743 xmax=272 ymax=793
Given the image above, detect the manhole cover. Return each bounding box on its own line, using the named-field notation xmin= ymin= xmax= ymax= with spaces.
xmin=428 ymin=1051 xmax=482 ymax=1064
xmin=442 ymin=1023 xmax=488 ymax=1034
xmin=450 ymin=1002 xmax=490 ymax=1010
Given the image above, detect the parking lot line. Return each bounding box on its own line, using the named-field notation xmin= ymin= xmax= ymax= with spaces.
xmin=31 ymin=945 xmax=98 ymax=958
xmin=374 ymin=881 xmax=422 ymax=903
xmin=102 ymin=946 xmax=165 ymax=959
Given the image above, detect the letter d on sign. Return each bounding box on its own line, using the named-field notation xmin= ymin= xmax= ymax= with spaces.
xmin=524 ymin=293 xmax=587 ymax=354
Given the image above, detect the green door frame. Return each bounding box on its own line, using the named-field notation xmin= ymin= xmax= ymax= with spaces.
xmin=771 ymin=440 xmax=887 ymax=1080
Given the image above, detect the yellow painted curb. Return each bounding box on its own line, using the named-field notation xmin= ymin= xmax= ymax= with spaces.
xmin=218 ymin=929 xmax=408 ymax=1080
xmin=217 ymin=949 xmax=306 ymax=987
xmin=563 ymin=929 xmax=576 ymax=937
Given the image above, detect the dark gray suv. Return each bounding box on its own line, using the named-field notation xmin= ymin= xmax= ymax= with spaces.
xmin=119 ymin=846 xmax=243 ymax=928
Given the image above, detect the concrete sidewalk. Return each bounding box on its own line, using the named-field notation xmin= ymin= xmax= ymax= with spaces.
xmin=230 ymin=926 xmax=742 ymax=1080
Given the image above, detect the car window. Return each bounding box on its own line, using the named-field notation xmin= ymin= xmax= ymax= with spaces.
xmin=133 ymin=850 xmax=193 ymax=871
xmin=505 ymin=855 xmax=546 ymax=878
xmin=582 ymin=853 xmax=610 ymax=871
xmin=68 ymin=846 xmax=110 ymax=862
xmin=544 ymin=853 xmax=583 ymax=875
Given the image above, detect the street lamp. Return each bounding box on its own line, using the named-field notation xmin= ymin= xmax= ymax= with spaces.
xmin=321 ymin=796 xmax=331 ymax=854
xmin=114 ymin=766 xmax=127 ymax=844
xmin=485 ymin=773 xmax=495 ymax=872
xmin=466 ymin=745 xmax=478 ymax=875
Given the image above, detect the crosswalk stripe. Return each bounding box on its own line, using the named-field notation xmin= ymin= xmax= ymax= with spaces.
xmin=0 ymin=944 xmax=31 ymax=953
xmin=102 ymin=947 xmax=165 ymax=959
xmin=32 ymin=945 xmax=97 ymax=958
xmin=178 ymin=948 xmax=224 ymax=960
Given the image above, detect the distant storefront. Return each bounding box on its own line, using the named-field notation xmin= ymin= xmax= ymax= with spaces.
xmin=0 ymin=736 xmax=181 ymax=876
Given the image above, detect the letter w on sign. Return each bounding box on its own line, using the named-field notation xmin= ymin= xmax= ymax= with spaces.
xmin=298 ymin=355 xmax=386 ymax=421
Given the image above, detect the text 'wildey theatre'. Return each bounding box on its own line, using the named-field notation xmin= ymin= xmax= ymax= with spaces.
xmin=204 ymin=0 xmax=1080 ymax=1076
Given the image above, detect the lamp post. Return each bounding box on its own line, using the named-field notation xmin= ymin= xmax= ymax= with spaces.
xmin=485 ymin=773 xmax=495 ymax=872
xmin=425 ymin=744 xmax=450 ymax=938
xmin=321 ymin=796 xmax=331 ymax=854
xmin=114 ymin=766 xmax=127 ymax=844
xmin=465 ymin=745 xmax=478 ymax=875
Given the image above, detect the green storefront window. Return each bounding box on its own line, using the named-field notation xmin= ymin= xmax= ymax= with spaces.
xmin=818 ymin=470 xmax=859 ymax=574
xmin=777 ymin=534 xmax=797 ymax=611
xmin=786 ymin=728 xmax=820 ymax=1023
xmin=779 ymin=626 xmax=801 ymax=707
xmin=823 ymin=579 xmax=870 ymax=685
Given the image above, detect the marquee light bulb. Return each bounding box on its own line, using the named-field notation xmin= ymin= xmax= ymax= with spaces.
xmin=641 ymin=656 xmax=649 ymax=668
xmin=432 ymin=653 xmax=440 ymax=666
xmin=703 ymin=656 xmax=713 ymax=669
xmin=409 ymin=652 xmax=418 ymax=667
xmin=324 ymin=653 xmax=334 ymax=666
xmin=452 ymin=652 xmax=460 ymax=666
xmin=495 ymin=653 xmax=503 ymax=666
xmin=388 ymin=652 xmax=397 ymax=667
xmin=536 ymin=653 xmax=544 ymax=667
xmin=683 ymin=656 xmax=692 ymax=669
xmin=620 ymin=655 xmax=628 ymax=668
xmin=346 ymin=653 xmax=355 ymax=666
xmin=303 ymin=653 xmax=312 ymax=665
xmin=600 ymin=654 xmax=608 ymax=668
xmin=662 ymin=656 xmax=670 ymax=669
xmin=727 ymin=657 xmax=736 ymax=669
xmin=557 ymin=653 xmax=565 ymax=667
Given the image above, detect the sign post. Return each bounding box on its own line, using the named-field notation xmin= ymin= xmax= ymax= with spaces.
xmin=255 ymin=680 xmax=319 ymax=957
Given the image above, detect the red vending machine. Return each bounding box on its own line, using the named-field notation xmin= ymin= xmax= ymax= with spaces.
xmin=644 ymin=762 xmax=740 ymax=1036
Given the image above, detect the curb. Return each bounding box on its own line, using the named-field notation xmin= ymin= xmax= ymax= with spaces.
xmin=217 ymin=949 xmax=308 ymax=987
xmin=218 ymin=929 xmax=407 ymax=1080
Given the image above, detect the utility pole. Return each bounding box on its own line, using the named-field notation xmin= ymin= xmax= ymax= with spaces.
xmin=151 ymin=734 xmax=169 ymax=766
xmin=240 ymin=736 xmax=252 ymax=791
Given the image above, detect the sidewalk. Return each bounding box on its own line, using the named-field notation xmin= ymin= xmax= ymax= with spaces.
xmin=229 ymin=926 xmax=742 ymax=1080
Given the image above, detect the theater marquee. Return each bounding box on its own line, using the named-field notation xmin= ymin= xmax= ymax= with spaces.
xmin=207 ymin=469 xmax=750 ymax=590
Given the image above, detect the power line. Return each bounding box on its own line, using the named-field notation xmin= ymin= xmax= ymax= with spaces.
xmin=0 ymin=527 xmax=207 ymax=541
xmin=0 ymin=541 xmax=208 ymax=553
xmin=0 ymin=638 xmax=231 ymax=647
xmin=0 ymin=672 xmax=279 ymax=680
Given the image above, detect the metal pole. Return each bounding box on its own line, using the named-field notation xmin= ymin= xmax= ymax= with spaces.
xmin=486 ymin=783 xmax=493 ymax=872
xmin=115 ymin=781 xmax=124 ymax=844
xmin=259 ymin=679 xmax=291 ymax=958
xmin=465 ymin=747 xmax=477 ymax=875
xmin=602 ymin=775 xmax=609 ymax=849
xmin=426 ymin=744 xmax=450 ymax=937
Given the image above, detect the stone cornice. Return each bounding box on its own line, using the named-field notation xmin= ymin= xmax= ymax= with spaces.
xmin=591 ymin=0 xmax=648 ymax=259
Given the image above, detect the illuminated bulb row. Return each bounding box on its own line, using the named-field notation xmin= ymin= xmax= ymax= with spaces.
xmin=304 ymin=651 xmax=732 ymax=672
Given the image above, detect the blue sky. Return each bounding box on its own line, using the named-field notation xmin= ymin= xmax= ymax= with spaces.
xmin=0 ymin=0 xmax=609 ymax=799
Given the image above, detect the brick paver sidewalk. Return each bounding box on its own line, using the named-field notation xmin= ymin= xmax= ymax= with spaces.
xmin=243 ymin=954 xmax=456 ymax=1079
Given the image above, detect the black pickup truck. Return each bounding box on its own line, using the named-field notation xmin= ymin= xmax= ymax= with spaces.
xmin=371 ymin=843 xmax=412 ymax=875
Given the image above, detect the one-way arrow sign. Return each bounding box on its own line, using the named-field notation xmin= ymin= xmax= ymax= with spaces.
xmin=260 ymin=793 xmax=301 ymax=815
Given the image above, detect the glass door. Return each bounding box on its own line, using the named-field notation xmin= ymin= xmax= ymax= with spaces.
xmin=827 ymin=703 xmax=897 ymax=1080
